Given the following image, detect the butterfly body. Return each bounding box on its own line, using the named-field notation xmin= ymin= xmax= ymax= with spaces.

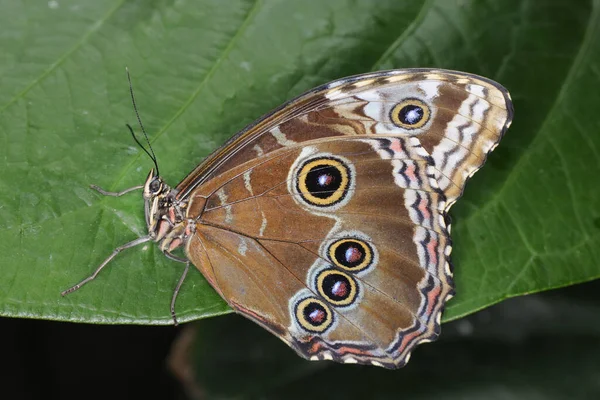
xmin=70 ymin=69 xmax=513 ymax=369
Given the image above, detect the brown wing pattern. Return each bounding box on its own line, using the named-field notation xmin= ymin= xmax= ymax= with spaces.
xmin=180 ymin=69 xmax=513 ymax=368
xmin=186 ymin=138 xmax=452 ymax=367
xmin=176 ymin=68 xmax=513 ymax=209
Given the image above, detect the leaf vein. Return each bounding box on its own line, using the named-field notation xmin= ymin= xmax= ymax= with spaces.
xmin=0 ymin=0 xmax=128 ymax=114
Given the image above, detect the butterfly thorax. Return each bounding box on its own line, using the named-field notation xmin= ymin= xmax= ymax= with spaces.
xmin=142 ymin=169 xmax=194 ymax=254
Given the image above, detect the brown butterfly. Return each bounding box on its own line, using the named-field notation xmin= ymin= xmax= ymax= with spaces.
xmin=63 ymin=69 xmax=513 ymax=369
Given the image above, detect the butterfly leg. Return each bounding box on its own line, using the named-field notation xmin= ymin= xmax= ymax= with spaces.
xmin=61 ymin=235 xmax=152 ymax=296
xmin=164 ymin=251 xmax=190 ymax=326
xmin=90 ymin=184 xmax=144 ymax=197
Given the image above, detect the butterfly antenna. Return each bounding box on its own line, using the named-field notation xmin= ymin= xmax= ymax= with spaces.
xmin=126 ymin=67 xmax=160 ymax=177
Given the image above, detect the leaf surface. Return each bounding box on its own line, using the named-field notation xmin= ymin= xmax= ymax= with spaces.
xmin=0 ymin=0 xmax=598 ymax=324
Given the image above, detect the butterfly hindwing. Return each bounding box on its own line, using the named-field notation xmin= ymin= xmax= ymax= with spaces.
xmin=185 ymin=137 xmax=452 ymax=367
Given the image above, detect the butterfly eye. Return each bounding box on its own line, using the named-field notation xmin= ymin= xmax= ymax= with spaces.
xmin=296 ymin=157 xmax=351 ymax=207
xmin=294 ymin=297 xmax=334 ymax=333
xmin=390 ymin=98 xmax=431 ymax=129
xmin=316 ymin=269 xmax=358 ymax=307
xmin=149 ymin=179 xmax=162 ymax=194
xmin=328 ymin=238 xmax=373 ymax=272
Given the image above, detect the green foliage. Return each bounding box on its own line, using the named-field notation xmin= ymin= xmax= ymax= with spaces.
xmin=0 ymin=0 xmax=599 ymax=326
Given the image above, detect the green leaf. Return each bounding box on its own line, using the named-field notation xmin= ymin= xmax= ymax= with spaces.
xmin=1 ymin=0 xmax=599 ymax=325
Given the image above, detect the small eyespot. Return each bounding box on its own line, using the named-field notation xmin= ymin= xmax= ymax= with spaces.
xmin=390 ymin=98 xmax=431 ymax=129
xmin=316 ymin=269 xmax=358 ymax=307
xmin=149 ymin=179 xmax=161 ymax=194
xmin=296 ymin=157 xmax=351 ymax=207
xmin=328 ymin=238 xmax=374 ymax=272
xmin=294 ymin=297 xmax=334 ymax=333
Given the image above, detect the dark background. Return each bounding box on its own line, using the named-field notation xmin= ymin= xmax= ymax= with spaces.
xmin=3 ymin=279 xmax=599 ymax=399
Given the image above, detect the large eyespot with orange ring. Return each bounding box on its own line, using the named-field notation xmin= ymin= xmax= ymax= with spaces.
xmin=390 ymin=98 xmax=431 ymax=130
xmin=296 ymin=156 xmax=352 ymax=207
xmin=294 ymin=297 xmax=334 ymax=333
xmin=328 ymin=238 xmax=374 ymax=273
xmin=315 ymin=269 xmax=358 ymax=307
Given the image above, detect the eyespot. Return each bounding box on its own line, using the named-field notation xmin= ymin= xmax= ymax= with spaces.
xmin=296 ymin=157 xmax=351 ymax=207
xmin=328 ymin=238 xmax=374 ymax=272
xmin=316 ymin=269 xmax=358 ymax=307
xmin=390 ymin=98 xmax=431 ymax=129
xmin=294 ymin=297 xmax=334 ymax=333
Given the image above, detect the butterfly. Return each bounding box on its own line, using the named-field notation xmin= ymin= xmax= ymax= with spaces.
xmin=63 ymin=69 xmax=513 ymax=369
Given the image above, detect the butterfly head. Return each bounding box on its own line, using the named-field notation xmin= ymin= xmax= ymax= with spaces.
xmin=142 ymin=168 xmax=178 ymax=241
xmin=143 ymin=168 xmax=168 ymax=200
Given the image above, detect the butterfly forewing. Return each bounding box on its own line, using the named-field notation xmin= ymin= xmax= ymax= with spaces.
xmin=176 ymin=69 xmax=512 ymax=207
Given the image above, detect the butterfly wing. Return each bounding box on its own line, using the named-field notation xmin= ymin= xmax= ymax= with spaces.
xmin=181 ymin=70 xmax=513 ymax=368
